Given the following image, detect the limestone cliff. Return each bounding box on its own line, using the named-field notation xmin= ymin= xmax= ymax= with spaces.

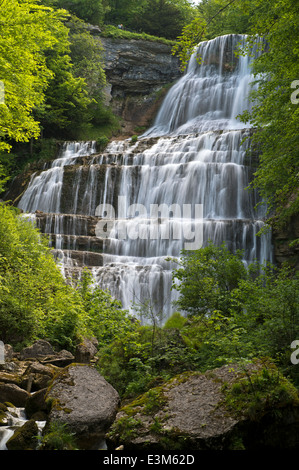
xmin=99 ymin=37 xmax=182 ymax=134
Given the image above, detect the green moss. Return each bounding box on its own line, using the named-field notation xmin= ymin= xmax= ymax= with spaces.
xmin=107 ymin=415 xmax=143 ymax=442
xmin=222 ymin=361 xmax=299 ymax=420
xmin=39 ymin=421 xmax=78 ymax=450
xmin=121 ymin=386 xmax=167 ymax=417
xmin=0 ymin=410 xmax=7 ymax=424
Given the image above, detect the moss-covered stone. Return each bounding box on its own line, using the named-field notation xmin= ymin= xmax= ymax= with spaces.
xmin=6 ymin=419 xmax=39 ymax=450
xmin=107 ymin=361 xmax=299 ymax=450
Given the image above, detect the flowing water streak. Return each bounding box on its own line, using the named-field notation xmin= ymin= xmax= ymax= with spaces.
xmin=16 ymin=34 xmax=273 ymax=321
xmin=18 ymin=141 xmax=97 ymax=214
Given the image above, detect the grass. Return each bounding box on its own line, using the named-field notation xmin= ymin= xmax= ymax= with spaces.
xmin=100 ymin=25 xmax=176 ymax=46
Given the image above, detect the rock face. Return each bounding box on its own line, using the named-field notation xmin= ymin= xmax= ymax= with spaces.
xmin=107 ymin=361 xmax=299 ymax=450
xmin=46 ymin=364 xmax=120 ymax=450
xmin=99 ymin=37 xmax=182 ymax=134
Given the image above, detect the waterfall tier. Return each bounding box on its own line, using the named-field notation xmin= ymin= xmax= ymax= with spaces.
xmin=18 ymin=34 xmax=273 ymax=320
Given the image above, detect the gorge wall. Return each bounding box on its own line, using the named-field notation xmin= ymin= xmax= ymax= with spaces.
xmin=99 ymin=36 xmax=182 ymax=135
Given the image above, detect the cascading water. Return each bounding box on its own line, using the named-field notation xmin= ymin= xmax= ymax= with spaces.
xmin=17 ymin=34 xmax=273 ymax=321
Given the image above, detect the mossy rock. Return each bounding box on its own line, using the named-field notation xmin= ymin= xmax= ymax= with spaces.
xmin=107 ymin=361 xmax=299 ymax=450
xmin=0 ymin=410 xmax=8 ymax=425
xmin=6 ymin=419 xmax=39 ymax=450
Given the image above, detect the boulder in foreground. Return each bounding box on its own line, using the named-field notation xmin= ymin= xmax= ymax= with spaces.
xmin=45 ymin=364 xmax=120 ymax=450
xmin=107 ymin=360 xmax=299 ymax=450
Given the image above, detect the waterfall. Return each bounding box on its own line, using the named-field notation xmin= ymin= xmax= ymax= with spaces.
xmin=18 ymin=34 xmax=273 ymax=321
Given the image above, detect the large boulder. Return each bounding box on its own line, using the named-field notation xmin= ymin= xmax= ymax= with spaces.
xmin=107 ymin=360 xmax=299 ymax=450
xmin=45 ymin=364 xmax=120 ymax=450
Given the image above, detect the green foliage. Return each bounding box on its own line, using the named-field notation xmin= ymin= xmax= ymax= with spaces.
xmin=55 ymin=0 xmax=106 ymax=25
xmin=104 ymin=0 xmax=196 ymax=41
xmin=33 ymin=16 xmax=93 ymax=140
xmin=223 ymin=361 xmax=299 ymax=420
xmin=134 ymin=0 xmax=195 ymax=41
xmin=99 ymin=24 xmax=175 ymax=46
xmin=196 ymin=0 xmax=252 ymax=39
xmin=0 ymin=204 xmax=133 ymax=351
xmin=39 ymin=421 xmax=78 ymax=450
xmin=163 ymin=312 xmax=187 ymax=330
xmin=171 ymin=243 xmax=299 ymax=380
xmin=172 ymin=16 xmax=207 ymax=71
xmin=171 ymin=0 xmax=252 ymax=70
xmin=171 ymin=242 xmax=247 ymax=317
xmin=237 ymin=0 xmax=299 ymax=231
xmin=77 ymin=270 xmax=135 ymax=349
xmin=0 ymin=203 xmax=82 ymax=348
xmin=0 ymin=0 xmax=68 ymax=152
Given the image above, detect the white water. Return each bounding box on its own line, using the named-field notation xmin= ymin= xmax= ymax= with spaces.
xmin=0 ymin=407 xmax=46 ymax=450
xmin=17 ymin=34 xmax=273 ymax=320
xmin=18 ymin=141 xmax=97 ymax=214
xmin=143 ymin=34 xmax=261 ymax=136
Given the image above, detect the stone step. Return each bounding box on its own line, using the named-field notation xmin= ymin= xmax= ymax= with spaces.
xmin=34 ymin=212 xmax=98 ymax=237
xmin=52 ymin=249 xmax=104 ymax=268
xmin=48 ymin=234 xmax=104 ymax=252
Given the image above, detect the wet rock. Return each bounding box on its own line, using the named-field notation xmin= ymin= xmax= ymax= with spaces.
xmin=25 ymin=388 xmax=49 ymax=420
xmin=6 ymin=419 xmax=39 ymax=450
xmin=100 ymin=37 xmax=182 ymax=134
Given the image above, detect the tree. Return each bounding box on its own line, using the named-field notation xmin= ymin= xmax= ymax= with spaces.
xmin=0 ymin=204 xmax=135 ymax=351
xmin=135 ymin=0 xmax=195 ymax=40
xmin=238 ymin=0 xmax=299 ymax=232
xmin=172 ymin=16 xmax=207 ymax=71
xmin=55 ymin=0 xmax=107 ymax=25
xmin=172 ymin=242 xmax=247 ymax=317
xmin=34 ymin=31 xmax=92 ymax=139
xmin=0 ymin=0 xmax=69 ymax=152
xmin=196 ymin=0 xmax=251 ymax=39
xmin=171 ymin=243 xmax=299 ymax=378
xmin=171 ymin=0 xmax=252 ymax=70
xmin=104 ymin=0 xmax=148 ymax=29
